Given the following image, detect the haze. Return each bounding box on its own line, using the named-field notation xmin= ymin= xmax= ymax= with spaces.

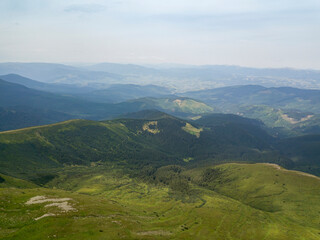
xmin=1 ymin=0 xmax=320 ymax=69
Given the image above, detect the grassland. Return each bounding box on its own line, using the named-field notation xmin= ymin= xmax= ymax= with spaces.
xmin=1 ymin=163 xmax=320 ymax=239
xmin=182 ymin=123 xmax=203 ymax=138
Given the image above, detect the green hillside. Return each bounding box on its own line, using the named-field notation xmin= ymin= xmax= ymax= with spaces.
xmin=0 ymin=119 xmax=172 ymax=181
xmin=1 ymin=163 xmax=320 ymax=239
xmin=239 ymin=105 xmax=320 ymax=137
xmin=126 ymin=97 xmax=214 ymax=116
xmin=0 ymin=112 xmax=289 ymax=182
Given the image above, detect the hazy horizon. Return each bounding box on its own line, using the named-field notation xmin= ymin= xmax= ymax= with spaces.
xmin=1 ymin=0 xmax=320 ymax=69
xmin=1 ymin=61 xmax=320 ymax=72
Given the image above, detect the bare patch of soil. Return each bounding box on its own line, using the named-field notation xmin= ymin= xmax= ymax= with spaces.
xmin=26 ymin=196 xmax=77 ymax=220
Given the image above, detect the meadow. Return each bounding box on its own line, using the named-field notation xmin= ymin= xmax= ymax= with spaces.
xmin=1 ymin=163 xmax=320 ymax=240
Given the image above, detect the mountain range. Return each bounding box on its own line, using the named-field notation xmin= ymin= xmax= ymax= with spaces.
xmin=0 ymin=76 xmax=213 ymax=131
xmin=1 ymin=62 xmax=320 ymax=90
xmin=1 ymin=62 xmax=320 ymax=239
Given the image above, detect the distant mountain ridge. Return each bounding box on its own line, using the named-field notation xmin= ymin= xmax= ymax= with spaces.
xmin=0 ymin=78 xmax=214 ymax=131
xmin=78 ymin=84 xmax=173 ymax=103
xmin=1 ymin=62 xmax=320 ymax=90
xmin=0 ymin=73 xmax=174 ymax=102
xmin=0 ymin=62 xmax=122 ymax=86
xmin=0 ymin=74 xmax=94 ymax=94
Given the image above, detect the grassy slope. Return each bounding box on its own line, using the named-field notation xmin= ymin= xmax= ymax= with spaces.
xmin=0 ymin=119 xmax=140 ymax=179
xmin=1 ymin=163 xmax=320 ymax=239
xmin=126 ymin=97 xmax=214 ymax=115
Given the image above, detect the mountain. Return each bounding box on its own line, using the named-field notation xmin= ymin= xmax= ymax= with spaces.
xmin=119 ymin=109 xmax=174 ymax=120
xmin=182 ymin=85 xmax=320 ymax=113
xmin=85 ymin=62 xmax=159 ymax=75
xmin=0 ymin=74 xmax=94 ymax=94
xmin=77 ymin=84 xmax=172 ymax=103
xmin=125 ymin=97 xmax=215 ymax=117
xmin=0 ymin=74 xmax=172 ymax=101
xmin=88 ymin=64 xmax=320 ymax=90
xmin=0 ymin=78 xmax=118 ymax=119
xmin=238 ymin=105 xmax=320 ymax=137
xmin=195 ymin=113 xmax=264 ymax=127
xmin=192 ymin=113 xmax=275 ymax=155
xmin=0 ymin=79 xmax=211 ymax=131
xmin=278 ymin=134 xmax=320 ymax=175
xmin=0 ymin=106 xmax=72 ymax=131
xmin=0 ymin=62 xmax=122 ymax=86
xmin=182 ymin=85 xmax=320 ymax=137
xmin=0 ymin=111 xmax=287 ymax=181
xmin=2 ymin=63 xmax=320 ymax=92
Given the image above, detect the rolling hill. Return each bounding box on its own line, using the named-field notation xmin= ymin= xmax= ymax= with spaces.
xmin=0 ymin=111 xmax=287 ymax=182
xmin=182 ymin=85 xmax=320 ymax=113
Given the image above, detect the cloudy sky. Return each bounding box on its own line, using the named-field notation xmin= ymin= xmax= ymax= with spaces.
xmin=1 ymin=0 xmax=320 ymax=69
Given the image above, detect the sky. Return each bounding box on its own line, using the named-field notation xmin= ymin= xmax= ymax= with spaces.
xmin=0 ymin=0 xmax=320 ymax=69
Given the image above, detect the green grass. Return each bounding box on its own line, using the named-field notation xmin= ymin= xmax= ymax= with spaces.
xmin=1 ymin=163 xmax=320 ymax=239
xmin=0 ymin=173 xmax=37 ymax=189
xmin=182 ymin=123 xmax=203 ymax=138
